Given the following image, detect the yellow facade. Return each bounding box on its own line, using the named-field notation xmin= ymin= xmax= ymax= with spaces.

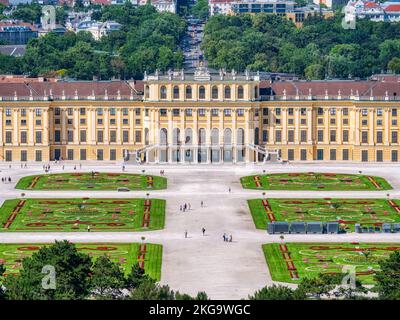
xmin=0 ymin=72 xmax=399 ymax=163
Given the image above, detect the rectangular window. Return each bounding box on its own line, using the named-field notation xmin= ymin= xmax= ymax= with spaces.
xmin=199 ymin=109 xmax=206 ymax=117
xmin=173 ymin=109 xmax=180 ymax=116
xmin=97 ymin=130 xmax=104 ymax=143
xmin=185 ymin=109 xmax=192 ymax=117
xmin=377 ymin=131 xmax=383 ymax=143
xmin=68 ymin=130 xmax=73 ymax=142
xmin=275 ymin=108 xmax=281 ymax=116
xmin=288 ymin=130 xmax=294 ymax=142
xmin=212 ymin=109 xmax=219 ymax=116
xmin=80 ymin=108 xmax=86 ymax=116
xmin=224 ymin=109 xmax=231 ymax=117
xmin=330 ymin=149 xmax=336 ymax=160
xmin=35 ymin=131 xmax=42 ymax=144
xmin=36 ymin=119 xmax=42 ymax=126
xmin=80 ymin=149 xmax=86 ymax=160
xmin=392 ymin=131 xmax=398 ymax=143
xmin=287 ymin=149 xmax=294 ymax=161
xmin=160 ymin=109 xmax=167 ymax=116
xmin=5 ymin=131 xmax=12 ymax=144
xmin=5 ymin=150 xmax=12 ymax=162
xmin=392 ymin=108 xmax=397 ymax=117
xmin=80 ymin=130 xmax=87 ymax=143
xmin=377 ymin=108 xmax=383 ymax=116
xmin=376 ymin=150 xmax=383 ymax=162
xmin=110 ymin=149 xmax=116 ymax=161
xmin=361 ymin=109 xmax=368 ymax=116
xmin=67 ymin=149 xmax=74 ymax=161
xmin=35 ymin=109 xmax=42 ymax=116
xmin=135 ymin=130 xmax=142 ymax=143
xmin=362 ymin=150 xmax=368 ymax=162
xmin=317 ymin=130 xmax=324 ymax=142
xmin=135 ymin=108 xmax=141 ymax=116
xmin=110 ymin=108 xmax=116 ymax=116
xmin=317 ymin=108 xmax=324 ymax=116
xmin=288 ymin=108 xmax=294 ymax=116
xmin=342 ymin=149 xmax=349 ymax=161
xmin=54 ymin=130 xmax=61 ymax=143
xmin=342 ymin=108 xmax=348 ymax=116
xmin=300 ymin=149 xmax=307 ymax=161
xmin=263 ymin=108 xmax=268 ymax=116
xmin=343 ymin=130 xmax=349 ymax=142
xmin=123 ymin=130 xmax=129 ymax=143
xmin=97 ymin=108 xmax=103 ymax=116
xmin=361 ymin=131 xmax=368 ymax=144
xmin=97 ymin=149 xmax=103 ymax=161
xmin=5 ymin=108 xmax=11 ymax=116
xmin=55 ymin=108 xmax=61 ymax=116
xmin=300 ymin=130 xmax=307 ymax=142
xmin=317 ymin=149 xmax=324 ymax=160
xmin=275 ymin=130 xmax=281 ymax=143
xmin=20 ymin=150 xmax=27 ymax=162
xmin=110 ymin=131 xmax=116 ymax=143
xmin=330 ymin=130 xmax=336 ymax=142
xmin=122 ymin=108 xmax=129 ymax=116
xmin=262 ymin=130 xmax=268 ymax=142
xmin=237 ymin=109 xmax=244 ymax=116
xmin=20 ymin=131 xmax=27 ymax=144
xmin=392 ymin=150 xmax=398 ymax=162
xmin=35 ymin=150 xmax=42 ymax=162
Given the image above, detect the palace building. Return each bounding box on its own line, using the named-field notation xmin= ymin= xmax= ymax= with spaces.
xmin=0 ymin=68 xmax=399 ymax=163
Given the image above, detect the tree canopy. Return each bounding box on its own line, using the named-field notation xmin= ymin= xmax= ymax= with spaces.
xmin=202 ymin=13 xmax=400 ymax=78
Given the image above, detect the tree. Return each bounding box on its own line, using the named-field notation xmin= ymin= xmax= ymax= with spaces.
xmin=374 ymin=251 xmax=400 ymax=299
xmin=91 ymin=256 xmax=126 ymax=299
xmin=191 ymin=0 xmax=209 ymax=20
xmin=305 ymin=64 xmax=325 ymax=80
xmin=388 ymin=57 xmax=400 ymax=74
xmin=249 ymin=284 xmax=298 ymax=300
xmin=129 ymin=278 xmax=176 ymax=300
xmin=125 ymin=263 xmax=150 ymax=290
xmin=3 ymin=241 xmax=92 ymax=300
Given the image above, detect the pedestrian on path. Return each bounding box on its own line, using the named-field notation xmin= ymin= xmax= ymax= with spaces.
xmin=229 ymin=234 xmax=233 ymax=242
xmin=185 ymin=230 xmax=188 ymax=238
xmin=228 ymin=187 xmax=231 ymax=193
xmin=180 ymin=205 xmax=182 ymax=212
xmin=201 ymin=200 xmax=204 ymax=208
xmin=202 ymin=227 xmax=206 ymax=236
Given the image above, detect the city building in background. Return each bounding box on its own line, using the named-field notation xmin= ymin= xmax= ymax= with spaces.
xmin=0 ymin=67 xmax=399 ymax=163
xmin=0 ymin=20 xmax=37 ymax=45
xmin=345 ymin=0 xmax=400 ymax=22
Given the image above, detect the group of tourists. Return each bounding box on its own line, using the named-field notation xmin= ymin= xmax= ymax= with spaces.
xmin=1 ymin=177 xmax=11 ymax=183
xmin=180 ymin=203 xmax=191 ymax=212
xmin=20 ymin=163 xmax=28 ymax=169
xmin=223 ymin=233 xmax=233 ymax=242
xmin=159 ymin=170 xmax=165 ymax=176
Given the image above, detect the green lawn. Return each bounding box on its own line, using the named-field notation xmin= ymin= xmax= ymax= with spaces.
xmin=0 ymin=198 xmax=165 ymax=232
xmin=241 ymin=173 xmax=392 ymax=190
xmin=16 ymin=172 xmax=167 ymax=191
xmin=248 ymin=198 xmax=400 ymax=232
xmin=0 ymin=243 xmax=162 ymax=281
xmin=263 ymin=243 xmax=400 ymax=285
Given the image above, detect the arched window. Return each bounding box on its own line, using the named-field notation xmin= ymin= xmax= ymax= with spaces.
xmin=173 ymin=128 xmax=180 ymax=145
xmin=224 ymin=128 xmax=232 ymax=145
xmin=145 ymin=85 xmax=150 ymax=99
xmin=160 ymin=128 xmax=168 ymax=145
xmin=212 ymin=86 xmax=219 ymax=99
xmin=237 ymin=128 xmax=245 ymax=145
xmin=198 ymin=128 xmax=206 ymax=145
xmin=160 ymin=86 xmax=167 ymax=100
xmin=186 ymin=85 xmax=192 ymax=99
xmin=211 ymin=128 xmax=219 ymax=145
xmin=185 ymin=128 xmax=193 ymax=145
xmin=224 ymin=86 xmax=231 ymax=99
xmin=173 ymin=86 xmax=179 ymax=99
xmin=237 ymin=85 xmax=244 ymax=99
xmin=199 ymin=86 xmax=205 ymax=99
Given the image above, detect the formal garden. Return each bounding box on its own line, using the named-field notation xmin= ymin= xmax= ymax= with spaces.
xmin=0 ymin=242 xmax=162 ymax=280
xmin=248 ymin=198 xmax=400 ymax=232
xmin=15 ymin=172 xmax=167 ymax=190
xmin=0 ymin=198 xmax=165 ymax=232
xmin=241 ymin=173 xmax=392 ymax=190
xmin=263 ymin=242 xmax=400 ymax=285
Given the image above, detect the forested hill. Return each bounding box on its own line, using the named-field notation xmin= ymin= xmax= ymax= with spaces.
xmin=0 ymin=4 xmax=186 ymax=80
xmin=201 ymin=13 xmax=400 ymax=79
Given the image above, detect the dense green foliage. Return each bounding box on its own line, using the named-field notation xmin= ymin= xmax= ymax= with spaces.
xmin=0 ymin=4 xmax=185 ymax=79
xmin=374 ymin=251 xmax=400 ymax=299
xmin=202 ymin=13 xmax=400 ymax=78
xmin=191 ymin=0 xmax=209 ymax=20
xmin=0 ymin=241 xmax=207 ymax=300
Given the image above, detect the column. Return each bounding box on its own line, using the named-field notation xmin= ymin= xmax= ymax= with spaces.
xmin=116 ymin=108 xmax=122 ymax=144
xmin=167 ymin=108 xmax=173 ymax=163
xmin=73 ymin=108 xmax=79 ymax=144
xmin=354 ymin=109 xmax=360 ymax=145
xmin=129 ymin=108 xmax=134 ymax=144
xmin=43 ymin=109 xmax=50 ymax=145
xmin=281 ymin=107 xmax=287 ymax=144
xmin=104 ymin=108 xmax=109 ymax=144
xmin=337 ymin=107 xmax=342 ymax=143
xmin=384 ymin=109 xmax=390 ymax=145
xmin=0 ymin=109 xmax=3 ymax=145
xmin=369 ymin=108 xmax=374 ymax=144
xmin=294 ymin=108 xmax=300 ymax=143
xmin=61 ymin=108 xmax=67 ymax=144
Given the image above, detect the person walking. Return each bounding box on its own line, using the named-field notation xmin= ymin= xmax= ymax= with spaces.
xmin=180 ymin=205 xmax=182 ymax=212
xmin=8 ymin=177 xmax=11 ymax=183
xmin=202 ymin=227 xmax=206 ymax=236
xmin=201 ymin=200 xmax=204 ymax=208
xmin=185 ymin=230 xmax=188 ymax=238
xmin=228 ymin=187 xmax=231 ymax=193
xmin=229 ymin=234 xmax=233 ymax=242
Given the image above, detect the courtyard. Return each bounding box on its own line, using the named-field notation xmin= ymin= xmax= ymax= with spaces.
xmin=0 ymin=242 xmax=162 ymax=281
xmin=0 ymin=198 xmax=166 ymax=232
xmin=0 ymin=162 xmax=400 ymax=299
xmin=248 ymin=198 xmax=400 ymax=231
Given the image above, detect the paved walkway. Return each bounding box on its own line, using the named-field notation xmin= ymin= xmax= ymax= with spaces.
xmin=1 ymin=162 xmax=400 ymax=299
